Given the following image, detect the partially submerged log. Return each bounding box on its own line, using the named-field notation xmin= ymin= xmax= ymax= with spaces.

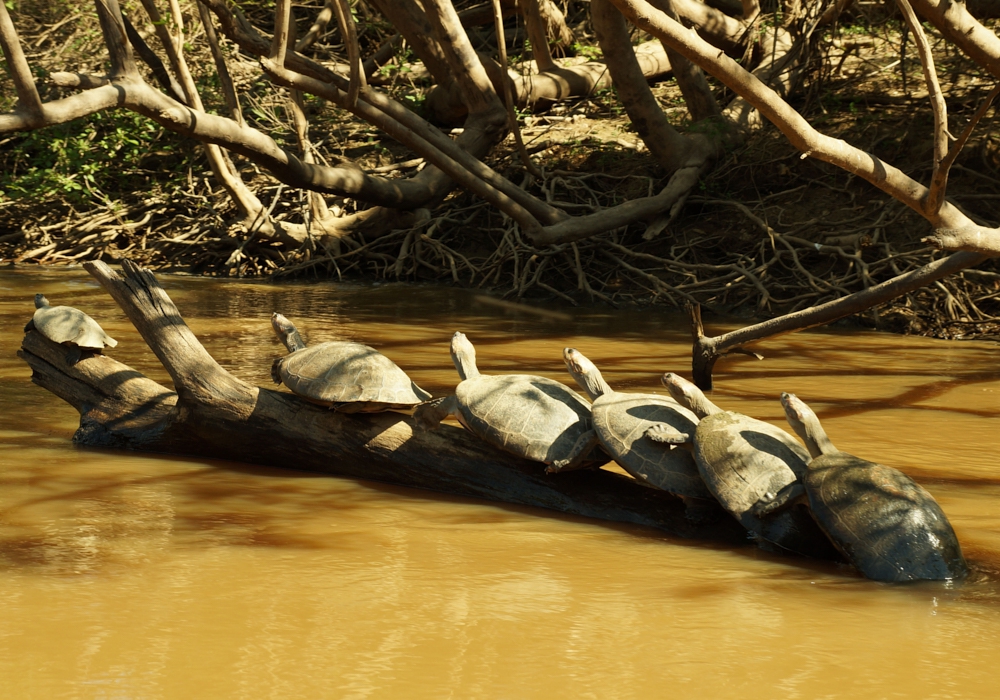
xmin=17 ymin=260 xmax=747 ymax=545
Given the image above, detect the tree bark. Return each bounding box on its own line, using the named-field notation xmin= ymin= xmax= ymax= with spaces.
xmin=16 ymin=260 xmax=747 ymax=545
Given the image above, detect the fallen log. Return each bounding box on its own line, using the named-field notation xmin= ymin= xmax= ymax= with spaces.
xmin=17 ymin=259 xmax=748 ymax=545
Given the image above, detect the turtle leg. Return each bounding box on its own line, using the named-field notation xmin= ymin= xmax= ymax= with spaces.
xmin=681 ymin=496 xmax=723 ymax=524
xmin=546 ymin=430 xmax=602 ymax=474
xmin=644 ymin=423 xmax=691 ymax=445
xmin=750 ymin=482 xmax=806 ymax=518
xmin=413 ymin=396 xmax=458 ymax=431
xmin=65 ymin=346 xmax=83 ymax=366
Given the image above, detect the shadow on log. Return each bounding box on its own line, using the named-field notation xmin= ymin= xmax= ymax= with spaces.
xmin=17 ymin=260 xmax=749 ymax=545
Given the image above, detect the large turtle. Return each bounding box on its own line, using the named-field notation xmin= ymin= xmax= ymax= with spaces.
xmin=648 ymin=373 xmax=840 ymax=560
xmin=414 ymin=332 xmax=607 ymax=470
xmin=25 ymin=293 xmax=117 ymax=364
xmin=270 ymin=312 xmax=431 ymax=412
xmin=753 ymin=393 xmax=968 ymax=582
xmin=562 ymin=348 xmax=718 ymax=518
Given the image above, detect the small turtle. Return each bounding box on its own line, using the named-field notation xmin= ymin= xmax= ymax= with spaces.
xmin=753 ymin=393 xmax=968 ymax=582
xmin=562 ymin=348 xmax=718 ymax=518
xmin=270 ymin=312 xmax=431 ymax=413
xmin=414 ymin=332 xmax=606 ymax=470
xmin=25 ymin=293 xmax=117 ymax=364
xmin=648 ymin=373 xmax=840 ymax=560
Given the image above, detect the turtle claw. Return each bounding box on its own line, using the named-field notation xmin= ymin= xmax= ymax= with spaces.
xmin=645 ymin=423 xmax=690 ymax=444
xmin=412 ymin=396 xmax=455 ymax=431
xmin=546 ymin=460 xmax=570 ymax=474
xmin=750 ymin=482 xmax=805 ymax=518
xmin=65 ymin=346 xmax=83 ymax=366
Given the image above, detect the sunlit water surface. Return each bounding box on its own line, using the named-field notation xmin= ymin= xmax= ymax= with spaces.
xmin=2 ymin=268 xmax=1000 ymax=699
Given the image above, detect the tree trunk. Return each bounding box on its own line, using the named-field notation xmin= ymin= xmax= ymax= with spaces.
xmin=16 ymin=260 xmax=747 ymax=545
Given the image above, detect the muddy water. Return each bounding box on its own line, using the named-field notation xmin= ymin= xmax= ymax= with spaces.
xmin=2 ymin=268 xmax=1000 ymax=698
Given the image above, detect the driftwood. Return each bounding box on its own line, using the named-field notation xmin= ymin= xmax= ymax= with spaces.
xmin=16 ymin=260 xmax=747 ymax=545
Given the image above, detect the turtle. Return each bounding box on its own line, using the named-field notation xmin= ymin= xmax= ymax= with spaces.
xmin=752 ymin=393 xmax=968 ymax=582
xmin=270 ymin=312 xmax=431 ymax=413
xmin=647 ymin=373 xmax=841 ymax=560
xmin=414 ymin=332 xmax=607 ymax=470
xmin=562 ymin=348 xmax=720 ymax=519
xmin=25 ymin=293 xmax=117 ymax=365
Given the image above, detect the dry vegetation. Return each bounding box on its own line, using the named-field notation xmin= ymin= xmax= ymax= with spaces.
xmin=3 ymin=0 xmax=1000 ymax=342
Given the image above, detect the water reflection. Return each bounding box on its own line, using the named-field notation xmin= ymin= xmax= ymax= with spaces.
xmin=2 ymin=268 xmax=1000 ymax=698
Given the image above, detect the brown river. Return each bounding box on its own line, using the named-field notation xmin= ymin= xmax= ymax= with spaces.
xmin=2 ymin=267 xmax=1000 ymax=698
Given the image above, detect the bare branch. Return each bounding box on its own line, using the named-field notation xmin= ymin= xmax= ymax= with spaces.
xmin=610 ymin=0 xmax=971 ymax=230
xmin=121 ymin=11 xmax=187 ymax=104
xmin=270 ymin=0 xmax=293 ymax=65
xmin=591 ymin=0 xmax=692 ymax=170
xmin=689 ymin=252 xmax=987 ymax=389
xmin=368 ymin=0 xmax=451 ymax=84
xmin=331 ymin=0 xmax=365 ymax=108
xmin=196 ymin=0 xmax=243 ymax=125
xmin=651 ymin=0 xmax=722 ymax=123
xmin=0 ymin=84 xmax=123 ymax=133
xmin=491 ymin=0 xmax=541 ymax=177
xmin=0 ymin=0 xmax=44 ymax=123
xmin=896 ymin=0 xmax=949 ymax=216
xmin=296 ymin=0 xmax=334 ymax=51
xmin=533 ymin=157 xmax=714 ymax=245
xmin=522 ymin=0 xmax=557 ymax=72
xmin=929 ymin=82 xmax=1000 ymax=215
xmin=94 ymin=0 xmax=138 ymax=79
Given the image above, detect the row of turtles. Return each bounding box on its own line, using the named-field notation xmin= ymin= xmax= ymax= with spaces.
xmin=26 ymin=297 xmax=968 ymax=583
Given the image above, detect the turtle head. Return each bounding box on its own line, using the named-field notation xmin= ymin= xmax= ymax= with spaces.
xmin=661 ymin=373 xmax=718 ymax=418
xmin=563 ymin=348 xmax=610 ymax=400
xmin=781 ymin=392 xmax=834 ymax=459
xmin=34 ymin=293 xmax=49 ymax=309
xmin=450 ymin=332 xmax=480 ymax=380
xmin=271 ymin=312 xmax=307 ymax=352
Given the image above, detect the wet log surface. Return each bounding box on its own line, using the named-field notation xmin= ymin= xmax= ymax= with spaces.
xmin=17 ymin=260 xmax=748 ymax=545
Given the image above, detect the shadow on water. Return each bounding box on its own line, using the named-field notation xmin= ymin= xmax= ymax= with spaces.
xmin=5 ymin=269 xmax=1000 ymax=610
xmin=3 ymin=438 xmax=999 ymax=608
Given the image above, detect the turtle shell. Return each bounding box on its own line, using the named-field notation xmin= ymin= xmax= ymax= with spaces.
xmin=804 ymin=454 xmax=968 ymax=581
xmin=455 ymin=374 xmax=603 ymax=465
xmin=32 ymin=305 xmax=116 ymax=350
xmin=591 ymin=392 xmax=710 ymax=498
xmin=275 ymin=341 xmax=430 ymax=411
xmin=694 ymin=411 xmax=840 ymax=560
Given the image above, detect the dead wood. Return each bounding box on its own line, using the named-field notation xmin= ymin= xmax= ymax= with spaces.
xmin=687 ymin=250 xmax=988 ymax=389
xmin=15 ymin=259 xmax=747 ymax=545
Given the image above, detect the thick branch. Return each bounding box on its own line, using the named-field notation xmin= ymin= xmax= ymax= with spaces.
xmin=94 ymin=0 xmax=137 ymax=79
xmin=18 ymin=261 xmax=746 ymax=545
xmin=522 ymin=0 xmax=557 ymax=72
xmin=121 ymin=11 xmax=187 ymax=104
xmin=369 ymin=0 xmax=452 ymax=84
xmin=0 ymin=0 xmax=45 ymax=123
xmin=610 ymin=0 xmax=972 ymax=230
xmin=689 ymin=251 xmax=987 ymax=389
xmin=591 ymin=0 xmax=693 ymax=170
xmin=0 ymin=84 xmax=124 ymax=133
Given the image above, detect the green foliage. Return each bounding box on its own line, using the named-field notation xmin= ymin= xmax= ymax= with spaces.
xmin=0 ymin=111 xmax=189 ymax=203
xmin=572 ymin=42 xmax=602 ymax=61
